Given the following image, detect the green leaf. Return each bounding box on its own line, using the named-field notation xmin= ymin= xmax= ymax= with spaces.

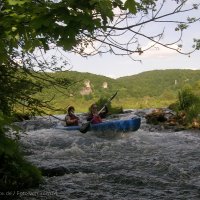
xmin=7 ymin=0 xmax=30 ymax=6
xmin=58 ymin=37 xmax=76 ymax=51
xmin=124 ymin=0 xmax=137 ymax=14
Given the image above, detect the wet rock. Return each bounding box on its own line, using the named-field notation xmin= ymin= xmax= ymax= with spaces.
xmin=191 ymin=119 xmax=200 ymax=129
xmin=39 ymin=166 xmax=94 ymax=177
xmin=144 ymin=108 xmax=189 ymax=132
xmin=134 ymin=110 xmax=147 ymax=118
xmin=40 ymin=166 xmax=67 ymax=177
xmin=123 ymin=109 xmax=134 ymax=114
xmin=145 ymin=108 xmax=168 ymax=125
xmin=174 ymin=126 xmax=187 ymax=132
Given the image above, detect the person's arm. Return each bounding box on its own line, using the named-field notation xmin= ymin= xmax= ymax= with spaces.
xmin=66 ymin=116 xmax=78 ymax=126
xmin=99 ymin=105 xmax=108 ymax=118
xmin=86 ymin=113 xmax=93 ymax=121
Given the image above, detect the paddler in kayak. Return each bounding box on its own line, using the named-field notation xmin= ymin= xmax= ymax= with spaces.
xmin=65 ymin=106 xmax=79 ymax=126
xmin=86 ymin=103 xmax=108 ymax=124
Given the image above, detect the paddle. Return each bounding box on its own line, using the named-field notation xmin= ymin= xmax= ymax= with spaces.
xmin=79 ymin=91 xmax=118 ymax=133
xmin=49 ymin=114 xmax=65 ymax=121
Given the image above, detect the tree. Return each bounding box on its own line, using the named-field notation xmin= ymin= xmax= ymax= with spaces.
xmin=86 ymin=0 xmax=200 ymax=58
xmin=1 ymin=1 xmax=200 ymax=56
xmin=0 ymin=0 xmax=200 ymax=114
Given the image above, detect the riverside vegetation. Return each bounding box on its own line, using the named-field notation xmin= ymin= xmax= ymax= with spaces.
xmin=15 ymin=69 xmax=200 ymax=114
xmin=0 ymin=112 xmax=42 ymax=192
xmin=15 ymin=69 xmax=200 ymax=128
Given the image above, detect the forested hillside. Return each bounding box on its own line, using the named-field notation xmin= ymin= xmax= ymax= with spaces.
xmin=25 ymin=69 xmax=200 ymax=113
xmin=117 ymin=69 xmax=200 ymax=98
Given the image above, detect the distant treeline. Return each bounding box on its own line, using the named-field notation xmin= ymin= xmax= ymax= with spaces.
xmin=16 ymin=69 xmax=200 ymax=114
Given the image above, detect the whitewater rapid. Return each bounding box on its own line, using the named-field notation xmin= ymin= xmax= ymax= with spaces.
xmin=16 ymin=110 xmax=200 ymax=200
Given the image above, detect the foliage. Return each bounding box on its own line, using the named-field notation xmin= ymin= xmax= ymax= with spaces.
xmin=1 ymin=0 xmax=122 ymax=52
xmin=2 ymin=0 xmax=181 ymax=55
xmin=0 ymin=64 xmax=49 ymax=116
xmin=169 ymin=88 xmax=200 ymax=125
xmin=0 ymin=134 xmax=42 ymax=191
xmin=96 ymin=97 xmax=123 ymax=114
xmin=18 ymin=69 xmax=200 ymax=113
xmin=178 ymin=89 xmax=199 ymax=111
xmin=177 ymin=89 xmax=200 ymax=123
xmin=0 ymin=112 xmax=42 ymax=191
xmin=117 ymin=69 xmax=200 ymax=98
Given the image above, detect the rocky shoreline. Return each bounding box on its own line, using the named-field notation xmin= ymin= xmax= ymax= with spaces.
xmin=142 ymin=108 xmax=199 ymax=132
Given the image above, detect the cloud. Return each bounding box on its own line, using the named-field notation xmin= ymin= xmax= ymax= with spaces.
xmin=139 ymin=42 xmax=179 ymax=59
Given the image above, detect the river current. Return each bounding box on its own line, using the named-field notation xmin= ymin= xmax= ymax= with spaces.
xmin=16 ymin=110 xmax=200 ymax=200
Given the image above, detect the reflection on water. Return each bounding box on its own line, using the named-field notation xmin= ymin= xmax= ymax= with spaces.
xmin=18 ymin=111 xmax=200 ymax=200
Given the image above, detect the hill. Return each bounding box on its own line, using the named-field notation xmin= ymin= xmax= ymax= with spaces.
xmin=31 ymin=69 xmax=200 ymax=113
xmin=117 ymin=69 xmax=200 ymax=98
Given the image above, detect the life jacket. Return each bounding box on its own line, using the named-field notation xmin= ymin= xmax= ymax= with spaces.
xmin=66 ymin=114 xmax=79 ymax=126
xmin=91 ymin=115 xmax=102 ymax=124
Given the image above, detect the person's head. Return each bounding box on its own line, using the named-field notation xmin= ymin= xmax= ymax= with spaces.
xmin=67 ymin=106 xmax=75 ymax=114
xmin=90 ymin=104 xmax=98 ymax=114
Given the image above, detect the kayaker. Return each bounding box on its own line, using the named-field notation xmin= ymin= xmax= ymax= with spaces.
xmin=65 ymin=106 xmax=79 ymax=126
xmin=87 ymin=103 xmax=108 ymax=124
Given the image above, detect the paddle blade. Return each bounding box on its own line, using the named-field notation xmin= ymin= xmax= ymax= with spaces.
xmin=110 ymin=91 xmax=118 ymax=102
xmin=79 ymin=122 xmax=91 ymax=133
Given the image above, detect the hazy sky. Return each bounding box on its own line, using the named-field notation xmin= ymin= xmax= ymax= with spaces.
xmin=42 ymin=1 xmax=200 ymax=79
xmin=67 ymin=49 xmax=199 ymax=79
xmin=62 ymin=1 xmax=200 ymax=78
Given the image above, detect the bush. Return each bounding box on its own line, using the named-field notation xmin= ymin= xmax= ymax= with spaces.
xmin=0 ymin=112 xmax=42 ymax=192
xmin=96 ymin=97 xmax=123 ymax=114
xmin=178 ymin=89 xmax=199 ymax=111
xmin=176 ymin=89 xmax=200 ymax=124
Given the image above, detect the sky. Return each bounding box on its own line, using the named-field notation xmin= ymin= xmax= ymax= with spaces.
xmin=43 ymin=0 xmax=200 ymax=79
xmin=60 ymin=0 xmax=200 ymax=79
xmin=66 ymin=49 xmax=199 ymax=79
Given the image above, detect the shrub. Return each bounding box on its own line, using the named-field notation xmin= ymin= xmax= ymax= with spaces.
xmin=0 ymin=112 xmax=42 ymax=191
xmin=176 ymin=89 xmax=200 ymax=124
xmin=96 ymin=97 xmax=123 ymax=114
xmin=178 ymin=89 xmax=199 ymax=111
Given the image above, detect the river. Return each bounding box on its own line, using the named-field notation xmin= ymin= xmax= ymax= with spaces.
xmin=16 ymin=110 xmax=200 ymax=200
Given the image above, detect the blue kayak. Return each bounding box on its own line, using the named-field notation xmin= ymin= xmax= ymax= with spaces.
xmin=56 ymin=117 xmax=141 ymax=132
